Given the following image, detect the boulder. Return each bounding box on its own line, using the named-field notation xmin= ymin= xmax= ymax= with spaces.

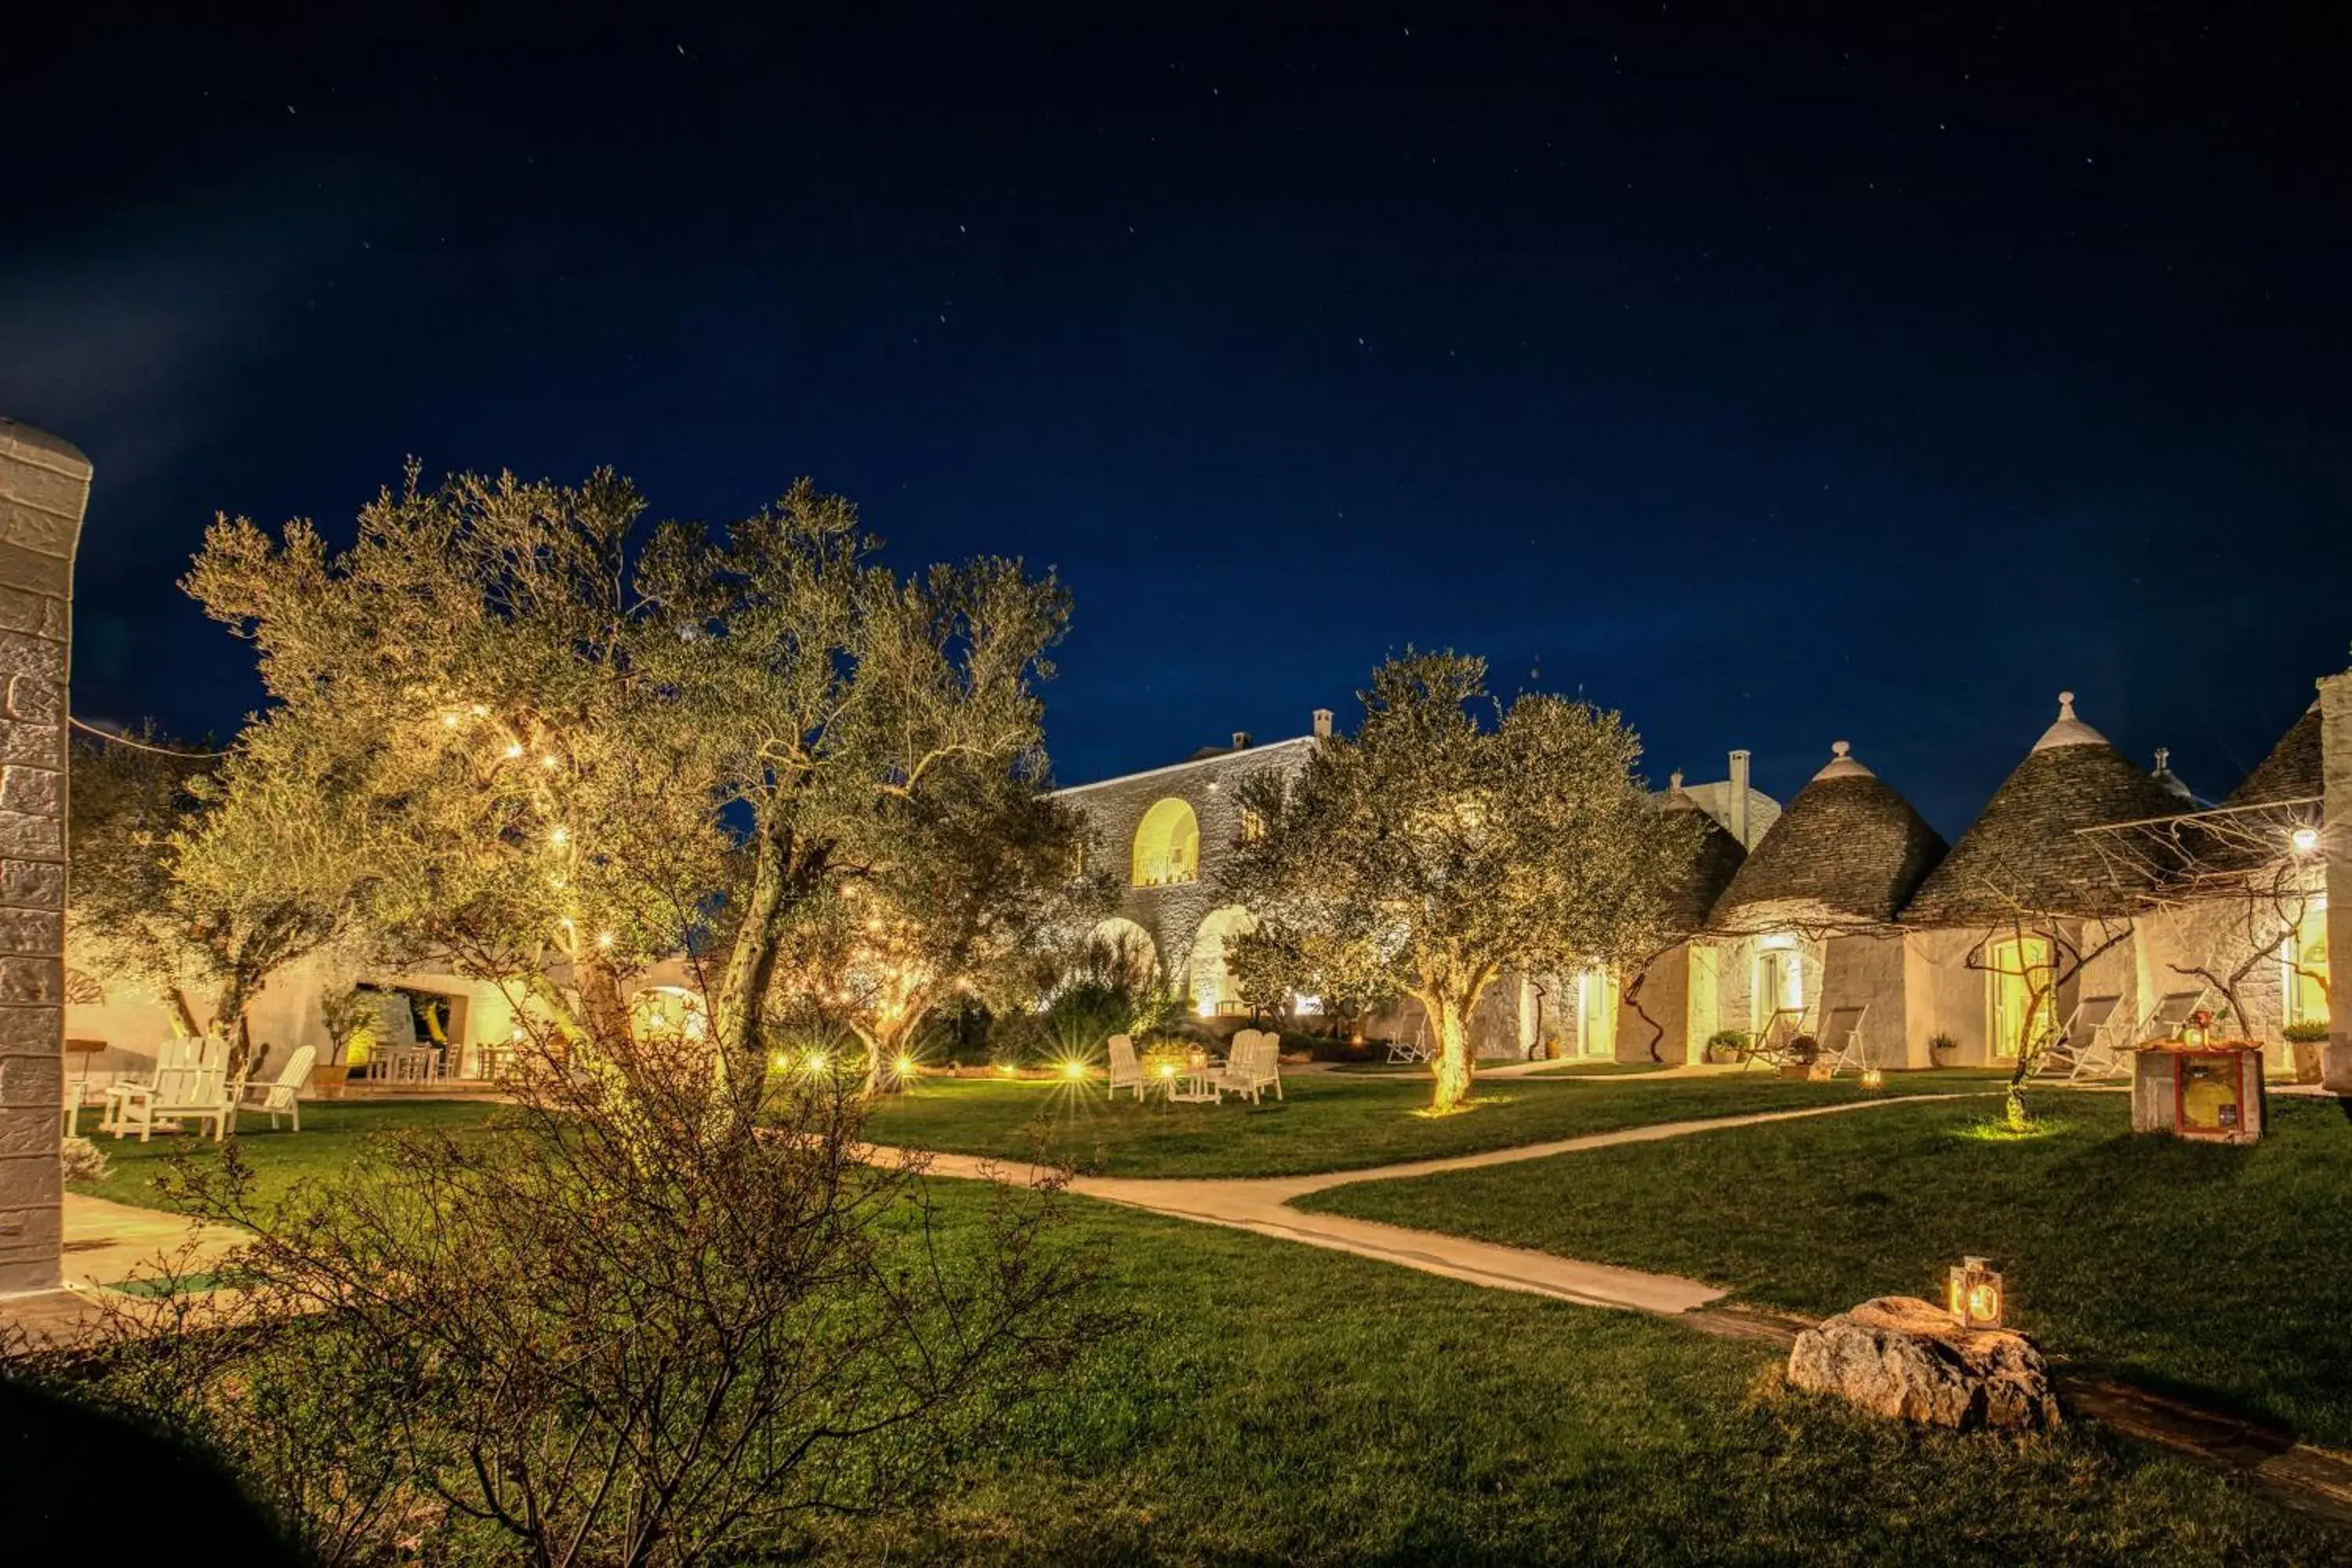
xmin=1787 ymin=1295 xmax=2060 ymax=1432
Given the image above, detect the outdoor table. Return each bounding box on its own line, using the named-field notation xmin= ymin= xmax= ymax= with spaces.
xmin=1167 ymin=1058 xmax=1224 ymax=1104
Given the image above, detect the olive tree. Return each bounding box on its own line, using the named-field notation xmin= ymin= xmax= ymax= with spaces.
xmin=67 ymin=728 xmax=358 ymax=1063
xmin=1221 ymin=652 xmax=1691 ymax=1112
xmin=782 ymin=763 xmax=1109 ymax=1094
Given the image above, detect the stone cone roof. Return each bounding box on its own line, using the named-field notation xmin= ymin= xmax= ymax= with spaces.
xmin=2224 ymin=702 xmax=2322 ymax=808
xmin=1657 ymin=775 xmax=1748 ymax=934
xmin=1902 ymin=692 xmax=2188 ymax=927
xmin=1708 ymin=742 xmax=1946 ymax=931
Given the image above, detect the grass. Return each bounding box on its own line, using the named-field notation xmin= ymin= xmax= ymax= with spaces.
xmin=859 ymin=1069 xmax=2002 ymax=1178
xmin=1301 ymin=1091 xmax=2352 ymax=1448
xmin=827 ymin=1182 xmax=2349 ymax=1566
xmin=67 ymin=1099 xmax=502 ymax=1216
xmin=51 ymin=1095 xmax=2350 ymax=1559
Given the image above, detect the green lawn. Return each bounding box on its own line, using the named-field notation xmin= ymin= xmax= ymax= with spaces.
xmin=826 ymin=1182 xmax=2346 ymax=1566
xmin=860 ymin=1069 xmax=2002 ymax=1178
xmin=51 ymin=1096 xmax=2351 ymax=1559
xmin=1301 ymin=1091 xmax=2352 ymax=1447
xmin=68 ymin=1099 xmax=502 ymax=1215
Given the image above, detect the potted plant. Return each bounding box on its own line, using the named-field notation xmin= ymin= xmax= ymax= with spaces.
xmin=2282 ymin=1020 xmax=2332 ymax=1085
xmin=1704 ymin=1029 xmax=1751 ymax=1065
xmin=1927 ymin=1031 xmax=1957 ymax=1069
xmin=1778 ymin=1033 xmax=1826 ymax=1080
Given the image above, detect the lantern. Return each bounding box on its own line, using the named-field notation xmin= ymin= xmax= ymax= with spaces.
xmin=2180 ymin=1009 xmax=2212 ymax=1049
xmin=1861 ymin=1067 xmax=1886 ymax=1090
xmin=1947 ymin=1256 xmax=2005 ymax=1330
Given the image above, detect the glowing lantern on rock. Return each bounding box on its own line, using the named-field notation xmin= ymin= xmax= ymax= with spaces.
xmin=1947 ymin=1256 xmax=2005 ymax=1330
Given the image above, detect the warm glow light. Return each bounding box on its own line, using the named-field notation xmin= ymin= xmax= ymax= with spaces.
xmin=597 ymin=930 xmax=615 ymax=949
xmin=996 ymin=1063 xmax=1018 ymax=1077
xmin=549 ymin=826 xmax=569 ymax=846
xmin=504 ymin=742 xmax=524 ymax=758
xmin=441 ymin=713 xmax=460 ymax=728
xmin=894 ymin=1054 xmax=916 ymax=1076
xmin=1157 ymin=1062 xmax=1176 ymax=1079
xmin=1062 ymin=1059 xmax=1087 ymax=1080
xmin=541 ymin=754 xmax=560 ymax=770
xmin=771 ymin=1051 xmax=790 ymax=1069
xmin=1861 ymin=1068 xmax=1886 ymax=1089
xmin=1196 ymin=996 xmax=1216 ymax=1018
xmin=469 ymin=703 xmax=489 ymax=717
xmin=804 ymin=1051 xmax=829 ymax=1074
xmin=1947 ymin=1255 xmax=2005 ymax=1328
xmin=2292 ymin=825 xmax=2321 ymax=855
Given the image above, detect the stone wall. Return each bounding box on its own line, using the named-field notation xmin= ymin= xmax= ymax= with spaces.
xmin=1056 ymin=736 xmax=1315 ymax=997
xmin=0 ymin=420 xmax=89 ymax=1295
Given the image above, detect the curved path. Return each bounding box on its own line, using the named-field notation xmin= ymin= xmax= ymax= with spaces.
xmin=877 ymin=1094 xmax=1978 ymax=1316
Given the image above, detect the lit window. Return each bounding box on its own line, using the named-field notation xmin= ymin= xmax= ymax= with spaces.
xmin=1240 ymin=807 xmax=1266 ymax=842
xmin=1985 ymin=937 xmax=2056 ymax=1060
xmin=1131 ymin=798 xmax=1200 ymax=886
xmin=2285 ymin=898 xmax=2331 ymax=1029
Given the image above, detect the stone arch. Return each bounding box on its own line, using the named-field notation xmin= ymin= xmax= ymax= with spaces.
xmin=1131 ymin=797 xmax=1200 ymax=886
xmin=1187 ymin=905 xmax=1258 ymax=1017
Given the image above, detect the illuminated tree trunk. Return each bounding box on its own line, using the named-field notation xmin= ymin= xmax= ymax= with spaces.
xmin=713 ymin=815 xmax=831 ymax=1109
xmin=1428 ymin=995 xmax=1475 ymax=1114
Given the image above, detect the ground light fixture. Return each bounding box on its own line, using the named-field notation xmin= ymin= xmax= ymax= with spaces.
xmin=2292 ymin=824 xmax=2321 ymax=855
xmin=1062 ymin=1058 xmax=1088 ymax=1080
xmin=1860 ymin=1067 xmax=1885 ymax=1089
xmin=893 ymin=1054 xmax=916 ymax=1077
xmin=1947 ymin=1256 xmax=2005 ymax=1330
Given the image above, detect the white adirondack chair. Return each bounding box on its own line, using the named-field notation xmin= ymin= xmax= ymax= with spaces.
xmin=99 ymin=1038 xmax=201 ymax=1133
xmin=106 ymin=1058 xmax=239 ymax=1142
xmin=239 ymin=1044 xmax=318 ymax=1131
xmin=1106 ymin=1034 xmax=1145 ymax=1101
xmin=1218 ymin=1032 xmax=1283 ymax=1105
xmin=1820 ymin=1005 xmax=1871 ymax=1077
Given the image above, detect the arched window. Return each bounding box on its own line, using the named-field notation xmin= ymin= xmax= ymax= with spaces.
xmin=1189 ymin=906 xmax=1258 ymax=1017
xmin=1131 ymin=798 xmax=1200 ymax=887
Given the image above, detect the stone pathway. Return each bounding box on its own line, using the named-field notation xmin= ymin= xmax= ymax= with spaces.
xmin=877 ymin=1094 xmax=1970 ymax=1315
xmin=0 ymin=1193 xmax=247 ymax=1348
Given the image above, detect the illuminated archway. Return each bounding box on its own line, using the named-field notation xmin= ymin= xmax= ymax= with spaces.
xmin=1189 ymin=906 xmax=1258 ymax=1017
xmin=1131 ymin=797 xmax=1200 ymax=886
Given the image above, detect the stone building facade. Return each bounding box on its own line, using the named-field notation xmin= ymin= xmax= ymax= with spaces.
xmin=1 ymin=420 xmax=89 ymax=1297
xmin=1628 ymin=679 xmax=2346 ymax=1076
xmin=1053 ymin=720 xmax=1326 ymax=1016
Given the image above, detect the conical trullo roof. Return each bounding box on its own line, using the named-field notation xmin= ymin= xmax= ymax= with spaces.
xmin=1657 ymin=771 xmax=1748 ymax=933
xmin=2224 ymin=701 xmax=2322 ymax=808
xmin=1902 ymin=691 xmax=2189 ymax=927
xmin=1708 ymin=742 xmax=1946 ymax=931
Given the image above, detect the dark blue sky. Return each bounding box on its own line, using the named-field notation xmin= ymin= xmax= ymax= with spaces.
xmin=6 ymin=5 xmax=2347 ymax=834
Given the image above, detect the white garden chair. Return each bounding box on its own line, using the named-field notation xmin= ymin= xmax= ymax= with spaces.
xmin=1218 ymin=1032 xmax=1283 ymax=1105
xmin=99 ymin=1038 xmax=201 ymax=1132
xmin=1106 ymin=1034 xmax=1145 ymax=1102
xmin=1820 ymin=1005 xmax=1870 ymax=1077
xmin=103 ymin=1059 xmax=239 ymax=1142
xmin=238 ymin=1044 xmax=318 ymax=1131
xmin=1387 ymin=1020 xmax=1432 ymax=1065
xmin=2036 ymin=993 xmax=2125 ymax=1080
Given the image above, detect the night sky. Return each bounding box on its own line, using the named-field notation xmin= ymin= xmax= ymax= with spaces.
xmin=6 ymin=5 xmax=2347 ymax=835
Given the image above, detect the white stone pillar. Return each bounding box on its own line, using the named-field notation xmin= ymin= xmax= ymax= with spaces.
xmin=0 ymin=419 xmax=88 ymax=1295
xmin=2321 ymin=665 xmax=2352 ymax=1094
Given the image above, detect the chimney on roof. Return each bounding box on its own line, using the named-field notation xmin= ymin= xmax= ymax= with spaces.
xmin=1728 ymin=749 xmax=1752 ymax=848
xmin=1312 ymin=708 xmax=1334 ymax=739
xmin=1231 ymin=731 xmax=1253 ymax=750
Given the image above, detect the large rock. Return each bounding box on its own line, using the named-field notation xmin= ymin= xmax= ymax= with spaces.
xmin=1788 ymin=1295 xmax=2060 ymax=1432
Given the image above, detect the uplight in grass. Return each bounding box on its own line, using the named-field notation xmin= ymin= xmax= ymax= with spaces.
xmin=1955 ymin=1115 xmax=2072 ymax=1143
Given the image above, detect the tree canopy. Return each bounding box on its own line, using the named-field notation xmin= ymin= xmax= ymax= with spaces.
xmin=1220 ymin=651 xmax=1692 ymax=1111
